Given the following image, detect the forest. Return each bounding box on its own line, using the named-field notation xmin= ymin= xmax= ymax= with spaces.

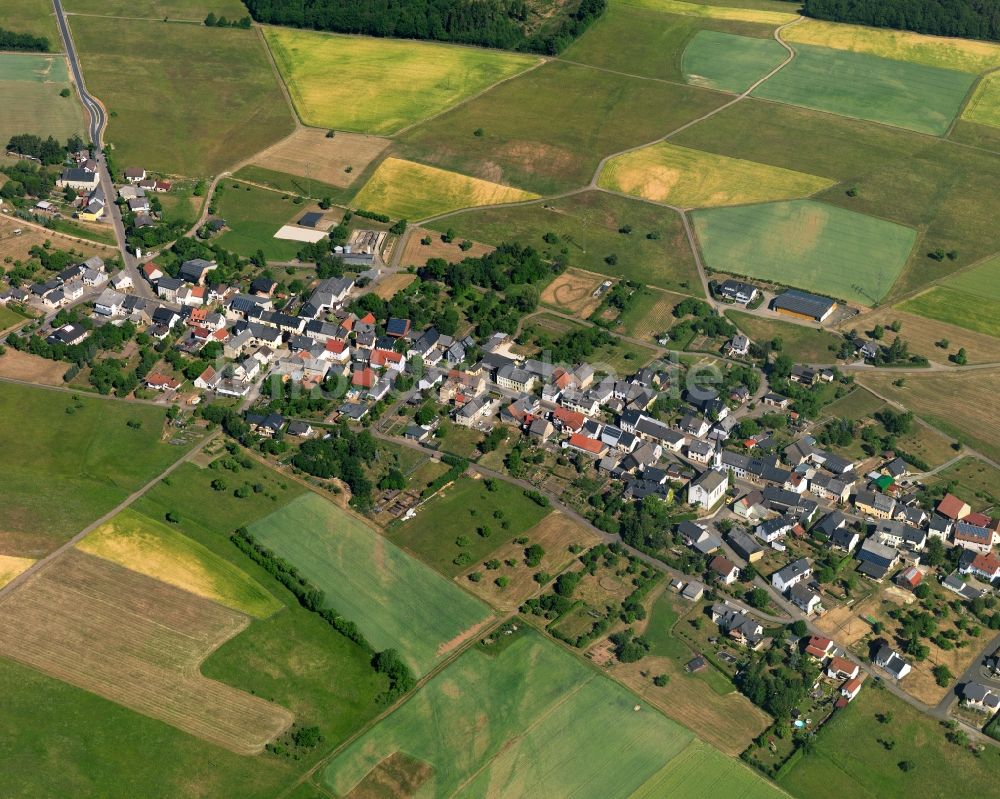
xmin=804 ymin=0 xmax=1000 ymax=42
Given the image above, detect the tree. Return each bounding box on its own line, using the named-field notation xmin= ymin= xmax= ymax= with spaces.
xmin=898 ymin=760 xmax=915 ymax=772
xmin=204 ymin=11 xmax=217 ymax=25
xmin=872 ymin=324 xmax=885 ymax=340
xmin=746 ymin=587 xmax=769 ymax=609
xmin=790 ymin=619 xmax=808 ymax=637
xmin=952 ymin=347 xmax=968 ymax=365
xmin=524 ymin=544 xmax=545 ymax=567
xmin=389 ymin=218 xmax=407 ymax=235
xmin=932 ymin=664 xmax=953 ymax=687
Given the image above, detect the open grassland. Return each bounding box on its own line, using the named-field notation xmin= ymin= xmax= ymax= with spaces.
xmin=0 ymin=382 xmax=192 ymax=557
xmin=0 ymin=348 xmax=68 ymax=386
xmin=0 ymin=305 xmax=30 ymax=333
xmin=398 ymin=60 xmax=727 ymax=195
xmin=694 ymin=200 xmax=916 ymax=305
xmin=619 ymin=0 xmax=797 ymax=24
xmin=0 ymin=54 xmax=85 ymax=150
xmin=78 ymin=508 xmax=280 ymax=618
xmin=897 ymin=287 xmax=1000 ymax=338
xmin=540 ymin=268 xmax=609 ymax=317
xmin=682 ymin=29 xmax=788 ymax=92
xmin=600 ymin=142 xmax=831 ymax=208
xmin=250 ymin=492 xmax=490 ymax=676
xmin=213 ymin=181 xmax=306 ymax=260
xmin=848 ymin=306 xmax=1000 ymax=363
xmin=70 ymin=18 xmax=293 ymax=176
xmin=264 ymin=27 xmax=539 ymax=135
xmin=962 ymin=72 xmax=1000 ymax=128
xmin=6 ymin=0 xmax=61 ymax=44
xmin=399 ymin=228 xmax=493 ymax=268
xmin=0 ymin=551 xmax=292 ymax=754
xmin=779 ymin=687 xmax=998 ymax=799
xmin=391 ymin=475 xmax=551 ymax=577
xmin=232 ymin=165 xmax=347 ymax=203
xmin=925 ymin=458 xmax=1000 ymax=511
xmin=752 ymin=43 xmax=975 ymax=136
xmin=352 ymin=157 xmax=538 ymax=220
xmin=321 ymin=629 xmax=696 ymax=799
xmin=436 ymin=190 xmax=701 ymax=292
xmin=63 ymin=0 xmax=248 ymax=18
xmin=941 ymin=253 xmax=1000 ymax=299
xmin=726 ymin=311 xmax=842 ymax=362
xmin=0 ymin=215 xmax=116 ymax=263
xmin=0 ymin=555 xmax=35 ymax=588
xmin=784 ymin=19 xmax=1000 ymax=73
xmin=859 ymin=369 xmax=1000 ymax=462
xmin=248 ymin=128 xmax=390 ymax=191
xmin=616 ymin=286 xmax=692 ymax=340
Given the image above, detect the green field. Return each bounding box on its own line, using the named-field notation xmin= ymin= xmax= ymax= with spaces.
xmin=433 ymin=190 xmax=702 ymax=292
xmin=264 ymin=27 xmax=539 ymax=135
xmin=622 ymin=0 xmax=797 ymax=24
xmin=682 ymin=29 xmax=787 ymax=92
xmin=390 ymin=475 xmax=552 ymax=577
xmin=962 ymin=72 xmax=1000 ymax=128
xmin=320 ymin=629 xmax=700 ymax=799
xmin=63 ymin=0 xmax=248 ymax=17
xmin=0 ymin=305 xmax=30 ymax=333
xmin=250 ymin=492 xmax=491 ymax=676
xmin=924 ymin=457 xmax=1000 ymax=511
xmin=0 ymin=54 xmax=85 ymax=151
xmin=398 ymin=60 xmax=726 ymax=195
xmin=5 ymin=0 xmax=61 ymax=46
xmin=940 ymin=254 xmax=1000 ymax=300
xmin=779 ymin=687 xmax=1000 ymax=799
xmin=752 ymin=43 xmax=975 ymax=136
xmin=213 ymin=181 xmax=304 ymax=260
xmin=898 ymin=286 xmax=1000 ymax=337
xmin=726 ymin=310 xmax=843 ymax=362
xmin=521 ymin=313 xmax=659 ymax=372
xmin=693 ymin=200 xmax=917 ymax=305
xmin=232 ymin=164 xmax=348 ymax=203
xmin=77 ymin=508 xmax=281 ymax=617
xmin=70 ymin=17 xmax=294 ymax=176
xmin=0 ymin=382 xmax=196 ymax=557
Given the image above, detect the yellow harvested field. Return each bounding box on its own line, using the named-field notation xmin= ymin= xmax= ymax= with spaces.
xmin=619 ymin=0 xmax=797 ymax=25
xmin=371 ymin=271 xmax=418 ymax=300
xmin=962 ymin=72 xmax=1000 ymax=128
xmin=399 ymin=226 xmax=493 ymax=268
xmin=540 ymin=268 xmax=608 ymax=317
xmin=784 ymin=19 xmax=1000 ymax=73
xmin=599 ymin=142 xmax=832 ymax=208
xmin=0 ymin=348 xmax=69 ymax=386
xmin=249 ymin=128 xmax=390 ymax=188
xmin=0 ymin=550 xmax=292 ymax=754
xmin=0 ymin=215 xmax=115 ymax=262
xmin=845 ymin=306 xmax=1000 ymax=365
xmin=353 ymin=158 xmax=538 ymax=220
xmin=0 ymin=555 xmax=34 ymax=588
xmin=264 ymin=27 xmax=540 ymax=135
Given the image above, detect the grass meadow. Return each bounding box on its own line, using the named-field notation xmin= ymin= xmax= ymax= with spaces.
xmin=433 ymin=190 xmax=702 ymax=292
xmin=63 ymin=0 xmax=248 ymax=17
xmin=0 ymin=54 xmax=85 ymax=151
xmin=233 ymin=164 xmax=348 ymax=203
xmin=962 ymin=72 xmax=1000 ymax=128
xmin=397 ymin=60 xmax=727 ymax=195
xmin=620 ymin=0 xmax=797 ymax=24
xmin=352 ymin=157 xmax=538 ymax=220
xmin=898 ymin=287 xmax=1000 ymax=338
xmin=5 ymin=0 xmax=62 ymax=45
xmin=682 ymin=29 xmax=787 ymax=92
xmin=693 ymin=200 xmax=916 ymax=305
xmin=70 ymin=18 xmax=294 ymax=176
xmin=263 ymin=27 xmax=539 ymax=135
xmin=924 ymin=458 xmax=1000 ymax=511
xmin=726 ymin=310 xmax=843 ymax=362
xmin=213 ymin=181 xmax=305 ymax=260
xmin=250 ymin=492 xmax=491 ymax=676
xmin=599 ymin=141 xmax=831 ymax=208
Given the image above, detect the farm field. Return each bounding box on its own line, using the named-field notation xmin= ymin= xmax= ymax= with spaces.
xmin=616 ymin=286 xmax=692 ymax=341
xmin=231 ymin=165 xmax=345 ymax=203
xmin=621 ymin=0 xmax=796 ymax=24
xmin=600 ymin=141 xmax=832 ymax=208
xmin=0 ymin=382 xmax=194 ymax=557
xmin=69 ymin=17 xmax=294 ymax=176
xmin=962 ymin=72 xmax=1000 ymax=128
xmin=399 ymin=227 xmax=493 ymax=268
xmin=320 ymin=629 xmax=698 ymax=799
xmin=539 ymin=267 xmax=609 ymax=317
xmin=0 ymin=54 xmax=85 ymax=151
xmin=0 ymin=550 xmax=292 ymax=754
xmin=5 ymin=0 xmax=62 ymax=45
xmin=397 ymin=60 xmax=727 ymax=195
xmin=0 ymin=215 xmax=116 ymax=263
xmin=726 ymin=311 xmax=842 ymax=362
xmin=352 ymin=157 xmax=538 ymax=220
xmin=682 ymin=29 xmax=788 ymax=92
xmin=250 ymin=492 xmax=491 ymax=676
xmin=752 ymin=43 xmax=975 ymax=136
xmin=925 ymin=458 xmax=1000 ymax=511
xmin=213 ymin=181 xmax=311 ymax=260
xmin=435 ymin=190 xmax=702 ymax=292
xmin=372 ymin=270 xmax=419 ymax=298
xmin=391 ymin=475 xmax=551 ymax=577
xmin=846 ymin=306 xmax=1000 ymax=363
xmin=0 ymin=348 xmax=68 ymax=386
xmin=63 ymin=0 xmax=248 ymax=18
xmin=897 ymin=287 xmax=1000 ymax=338
xmin=779 ymin=687 xmax=998 ymax=799
xmin=263 ymin=27 xmax=539 ymax=135
xmin=693 ymin=200 xmax=916 ymax=305
xmin=0 ymin=555 xmax=34 ymax=588
xmin=0 ymin=305 xmax=31 ymax=333
xmin=940 ymin=253 xmax=1000 ymax=300
xmin=77 ymin=508 xmax=280 ymax=618
xmin=858 ymin=369 xmax=1000 ymax=462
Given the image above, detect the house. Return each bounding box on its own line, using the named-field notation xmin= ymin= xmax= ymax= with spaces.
xmin=841 ymin=677 xmax=863 ymax=702
xmin=246 ymin=412 xmax=285 ymax=438
xmin=725 ymin=333 xmax=751 ymax=357
xmin=57 ymin=168 xmax=99 ymax=190
xmin=960 ymin=551 xmax=1000 ymax=582
xmin=804 ymin=635 xmax=835 ymax=659
xmin=678 ymin=520 xmax=722 ymax=555
xmin=685 ymin=655 xmax=707 ymax=673
xmin=141 ymin=262 xmax=163 ymax=283
xmin=687 ymin=439 xmax=714 ymax=464
xmin=789 ymin=583 xmax=821 ymax=614
xmin=854 ymin=488 xmax=896 ymax=519
xmin=770 ymin=289 xmax=837 ymax=322
xmin=128 ymin=196 xmax=150 ymax=214
xmin=178 ymin=258 xmax=217 ymax=285
xmin=94 ymin=288 xmax=126 ymax=317
xmin=529 ymin=417 xmax=555 ymax=441
xmin=709 ymin=555 xmax=739 ymax=585
xmin=733 ymin=488 xmax=767 ymax=521
xmin=937 ymin=493 xmax=971 ymax=521
xmin=110 ymin=271 xmax=133 ymax=292
xmin=896 ymin=566 xmax=923 ymax=590
xmin=772 ymin=558 xmax=811 ymax=592
xmin=124 ymin=167 xmax=146 ymax=183
xmin=681 ymin=581 xmax=704 ymax=602
xmin=827 ymin=656 xmax=859 ymax=680
xmin=194 ymin=366 xmax=220 ymax=390
xmin=145 ymin=372 xmax=181 ymax=391
xmin=856 ymin=538 xmax=899 ymax=580
xmin=46 ymin=323 xmax=89 ymax=346
xmin=756 ymin=516 xmax=793 ymax=545
xmin=874 ymin=645 xmax=911 ymax=680
xmin=688 ymin=469 xmax=727 ymax=510
xmin=962 ymin=683 xmax=1000 ymax=714
xmin=156 ymin=276 xmax=184 ymax=302
xmin=250 ymin=276 xmax=276 ymax=297
xmin=928 ymin=514 xmax=953 ymax=540
xmin=727 ymin=529 xmax=765 ymax=563
xmin=386 ymin=317 xmax=411 ymax=338
xmin=717 ymin=279 xmax=758 ymax=304
xmin=762 ymin=392 xmax=790 ymax=409
xmin=942 ymin=572 xmax=985 ymax=602
xmin=496 ymin=365 xmax=536 ymax=393
xmin=711 ymin=603 xmax=764 ymax=649
xmin=953 ymin=520 xmax=996 ymax=554
xmin=565 ymin=433 xmax=608 ymax=458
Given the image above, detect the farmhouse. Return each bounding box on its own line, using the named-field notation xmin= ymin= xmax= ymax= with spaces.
xmin=770 ymin=289 xmax=837 ymax=323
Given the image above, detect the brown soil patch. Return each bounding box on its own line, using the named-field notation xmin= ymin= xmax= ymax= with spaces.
xmin=540 ymin=268 xmax=607 ymax=317
xmin=0 ymin=550 xmax=292 ymax=754
xmin=436 ymin=617 xmax=493 ymax=658
xmin=0 ymin=215 xmax=114 ymax=262
xmin=373 ymin=272 xmax=418 ymax=300
xmin=0 ymin=349 xmax=70 ymax=385
xmin=815 ymin=595 xmax=881 ymax=646
xmin=456 ymin=512 xmax=601 ymax=611
xmin=250 ymin=128 xmax=391 ymax=189
xmin=400 ymin=227 xmax=493 ymax=268
xmin=346 ymin=752 xmax=434 ymax=799
xmin=588 ymin=638 xmax=616 ymax=667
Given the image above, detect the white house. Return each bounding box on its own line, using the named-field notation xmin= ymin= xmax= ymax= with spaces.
xmin=688 ymin=469 xmax=727 ymax=510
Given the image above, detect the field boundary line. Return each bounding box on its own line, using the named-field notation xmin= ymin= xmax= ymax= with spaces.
xmin=256 ymin=23 xmax=303 ymax=130
xmin=63 ymin=12 xmax=202 ymax=23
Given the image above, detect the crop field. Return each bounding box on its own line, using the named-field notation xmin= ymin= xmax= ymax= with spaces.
xmin=924 ymin=458 xmax=1000 ymax=511
xmin=213 ymin=181 xmax=310 ymax=260
xmin=941 ymin=253 xmax=1000 ymax=299
xmin=617 ymin=287 xmax=692 ymax=341
xmin=435 ymin=190 xmax=702 ymax=292
xmin=70 ymin=18 xmax=294 ymax=176
xmin=600 ymin=142 xmax=831 ymax=208
xmin=693 ymin=200 xmax=916 ymax=305
xmin=0 ymin=382 xmax=192 ymax=557
xmin=752 ymin=43 xmax=975 ymax=136
xmin=682 ymin=29 xmax=787 ymax=92
xmin=77 ymin=508 xmax=281 ymax=618
xmin=540 ymin=268 xmax=609 ymax=317
xmin=962 ymin=72 xmax=1000 ymax=128
xmin=859 ymin=369 xmax=1000 ymax=462
xmin=248 ymin=128 xmax=391 ymax=190
xmin=63 ymin=0 xmax=249 ymax=18
xmin=391 ymin=475 xmax=551 ymax=577
xmin=847 ymin=306 xmax=999 ymax=363
xmin=352 ymin=157 xmax=538 ymax=220
xmin=0 ymin=555 xmax=35 ymax=588
xmin=0 ymin=54 xmax=85 ymax=151
xmin=620 ymin=0 xmax=797 ymax=24
xmin=250 ymin=492 xmax=490 ymax=676
xmin=725 ymin=311 xmax=842 ymax=362
xmin=397 ymin=60 xmax=727 ymax=195
xmin=783 ymin=19 xmax=1000 ymax=73
xmin=779 ymin=688 xmax=998 ymax=799
xmin=457 ymin=512 xmax=601 ymax=611
xmin=898 ymin=287 xmax=999 ymax=338
xmin=263 ymin=27 xmax=539 ymax=135
xmin=321 ymin=629 xmax=699 ymax=799
xmin=0 ymin=550 xmax=292 ymax=754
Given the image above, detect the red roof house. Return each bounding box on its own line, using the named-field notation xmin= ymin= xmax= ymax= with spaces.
xmin=938 ymin=493 xmax=971 ymax=521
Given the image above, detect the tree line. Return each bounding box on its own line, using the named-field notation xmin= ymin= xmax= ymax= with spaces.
xmin=0 ymin=27 xmax=50 ymax=52
xmin=804 ymin=0 xmax=1000 ymax=42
